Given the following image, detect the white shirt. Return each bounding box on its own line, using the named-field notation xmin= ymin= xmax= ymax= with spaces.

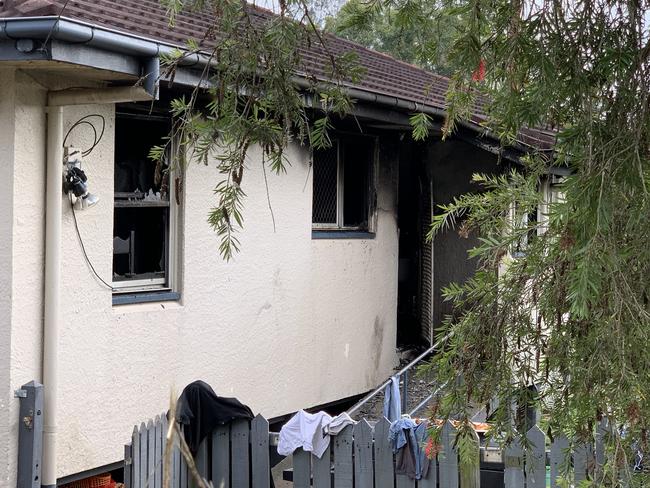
xmin=325 ymin=412 xmax=356 ymax=435
xmin=277 ymin=410 xmax=332 ymax=458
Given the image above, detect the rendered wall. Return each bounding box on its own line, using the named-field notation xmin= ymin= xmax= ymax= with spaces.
xmin=3 ymin=77 xmax=399 ymax=479
xmin=0 ymin=69 xmax=48 ymax=488
xmin=0 ymin=67 xmax=17 ymax=488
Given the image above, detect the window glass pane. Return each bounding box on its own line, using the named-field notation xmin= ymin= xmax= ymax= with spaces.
xmin=113 ymin=113 xmax=171 ymax=286
xmin=312 ymin=144 xmax=338 ymax=224
xmin=114 ymin=116 xmax=170 ymax=198
xmin=342 ymin=139 xmax=371 ymax=227
xmin=113 ymin=207 xmax=167 ymax=281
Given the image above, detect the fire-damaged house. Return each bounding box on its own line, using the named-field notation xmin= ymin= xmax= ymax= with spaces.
xmin=0 ymin=0 xmax=557 ymax=486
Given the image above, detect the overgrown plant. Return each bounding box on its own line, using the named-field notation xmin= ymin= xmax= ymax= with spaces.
xmin=160 ymin=0 xmax=650 ymax=483
xmin=154 ymin=0 xmax=361 ymax=259
xmin=359 ymin=0 xmax=649 ymax=483
xmin=324 ymin=0 xmax=462 ymax=75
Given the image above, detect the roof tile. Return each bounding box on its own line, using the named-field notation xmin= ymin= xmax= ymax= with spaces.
xmin=0 ymin=0 xmax=555 ymax=149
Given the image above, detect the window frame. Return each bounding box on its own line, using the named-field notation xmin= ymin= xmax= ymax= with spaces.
xmin=311 ymin=134 xmax=377 ymax=233
xmin=111 ymin=110 xmax=182 ymax=301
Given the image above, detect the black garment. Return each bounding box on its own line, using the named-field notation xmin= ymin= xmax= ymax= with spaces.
xmin=395 ymin=440 xmax=417 ymax=478
xmin=176 ymin=380 xmax=254 ymax=454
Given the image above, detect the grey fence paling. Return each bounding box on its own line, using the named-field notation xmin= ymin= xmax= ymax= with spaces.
xmin=124 ymin=413 xmax=271 ymax=488
xmin=125 ymin=414 xmax=608 ymax=488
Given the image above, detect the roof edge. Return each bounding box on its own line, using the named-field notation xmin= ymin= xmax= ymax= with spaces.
xmin=0 ymin=15 xmax=547 ymax=154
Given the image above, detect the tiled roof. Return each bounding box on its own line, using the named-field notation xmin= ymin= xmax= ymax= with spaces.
xmin=0 ymin=0 xmax=556 ymax=150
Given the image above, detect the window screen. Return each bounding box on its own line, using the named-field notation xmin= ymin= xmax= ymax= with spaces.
xmin=312 ymin=144 xmax=338 ymax=224
xmin=312 ymin=136 xmax=374 ymax=230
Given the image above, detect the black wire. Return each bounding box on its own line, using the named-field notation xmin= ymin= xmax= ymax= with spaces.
xmin=39 ymin=0 xmax=72 ymax=53
xmin=64 ymin=121 xmax=97 ymax=154
xmin=69 ymin=195 xmax=115 ymax=291
xmin=83 ymin=115 xmax=106 ymax=157
xmin=65 ymin=114 xmax=110 ymax=289
xmin=63 ymin=114 xmax=106 ymax=157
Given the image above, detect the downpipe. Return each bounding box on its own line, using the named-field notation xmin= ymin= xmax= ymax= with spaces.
xmin=42 ymin=104 xmax=62 ymax=488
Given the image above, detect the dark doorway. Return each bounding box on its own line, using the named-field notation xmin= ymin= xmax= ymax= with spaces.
xmin=397 ymin=144 xmax=433 ymax=347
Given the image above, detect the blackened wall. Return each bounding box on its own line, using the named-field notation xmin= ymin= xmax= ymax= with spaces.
xmin=424 ymin=139 xmax=504 ymax=333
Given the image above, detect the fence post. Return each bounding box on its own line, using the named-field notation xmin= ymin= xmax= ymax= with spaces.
xmin=16 ymin=381 xmax=44 ymax=488
xmin=573 ymin=440 xmax=591 ymax=484
xmin=439 ymin=420 xmax=459 ymax=488
xmin=525 ymin=425 xmax=546 ymax=488
xmin=251 ymin=415 xmax=270 ymax=488
xmin=124 ymin=444 xmax=132 ymax=488
xmin=550 ymin=434 xmax=569 ymax=488
xmin=504 ymin=438 xmax=524 ymax=488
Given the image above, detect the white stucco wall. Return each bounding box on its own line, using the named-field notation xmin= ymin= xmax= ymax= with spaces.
xmin=1 ymin=72 xmax=399 ymax=480
xmin=0 ymin=69 xmax=48 ymax=488
xmin=0 ymin=67 xmax=17 ymax=488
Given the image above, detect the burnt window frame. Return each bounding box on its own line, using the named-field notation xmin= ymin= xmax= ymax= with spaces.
xmin=311 ymin=134 xmax=377 ymax=234
xmin=111 ymin=108 xmax=181 ymax=302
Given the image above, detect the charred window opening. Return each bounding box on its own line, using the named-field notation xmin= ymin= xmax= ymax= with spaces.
xmin=112 ymin=111 xmax=172 ymax=292
xmin=312 ymin=137 xmax=374 ymax=230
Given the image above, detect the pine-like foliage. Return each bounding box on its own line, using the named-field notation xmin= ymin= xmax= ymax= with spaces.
xmin=162 ymin=0 xmax=650 ymax=482
xmin=157 ymin=0 xmax=359 ymax=259
xmin=354 ymin=0 xmax=650 ymax=483
xmin=324 ymin=0 xmax=461 ymax=75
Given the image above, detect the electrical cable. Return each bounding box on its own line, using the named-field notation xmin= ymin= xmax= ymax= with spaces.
xmin=63 ymin=114 xmax=106 ymax=157
xmin=69 ymin=195 xmax=115 ymax=291
xmin=64 ymin=121 xmax=96 ymax=153
xmin=82 ymin=115 xmax=105 ymax=157
xmin=63 ymin=114 xmax=113 ymax=290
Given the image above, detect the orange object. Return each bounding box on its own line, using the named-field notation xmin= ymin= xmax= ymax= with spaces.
xmin=62 ymin=474 xmax=114 ymax=488
xmin=472 ymin=59 xmax=486 ymax=82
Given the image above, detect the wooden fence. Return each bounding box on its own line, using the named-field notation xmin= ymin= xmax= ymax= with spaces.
xmin=124 ymin=414 xmax=610 ymax=488
xmin=124 ymin=413 xmax=270 ymax=488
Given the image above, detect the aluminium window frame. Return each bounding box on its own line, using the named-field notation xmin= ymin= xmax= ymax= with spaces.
xmin=311 ymin=134 xmax=378 ymax=232
xmin=111 ymin=110 xmax=182 ymax=298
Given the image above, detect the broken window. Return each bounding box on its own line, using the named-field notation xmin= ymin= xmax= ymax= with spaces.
xmin=312 ymin=136 xmax=374 ymax=231
xmin=112 ymin=110 xmax=176 ymax=294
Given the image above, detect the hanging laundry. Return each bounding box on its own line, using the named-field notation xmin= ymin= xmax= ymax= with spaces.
xmin=325 ymin=412 xmax=357 ymax=435
xmin=389 ymin=417 xmax=431 ymax=480
xmin=412 ymin=420 xmax=431 ymax=479
xmin=277 ymin=410 xmax=332 ymax=458
xmin=382 ymin=375 xmax=402 ymax=422
xmin=176 ymin=380 xmax=254 ymax=455
xmin=388 ymin=417 xmax=416 ymax=451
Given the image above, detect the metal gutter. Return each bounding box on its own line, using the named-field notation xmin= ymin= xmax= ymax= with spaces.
xmin=0 ymin=16 xmax=198 ymax=96
xmin=293 ymin=77 xmax=549 ymax=159
xmin=0 ymin=15 xmax=212 ymax=63
xmin=1 ymin=16 xmax=166 ymax=55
